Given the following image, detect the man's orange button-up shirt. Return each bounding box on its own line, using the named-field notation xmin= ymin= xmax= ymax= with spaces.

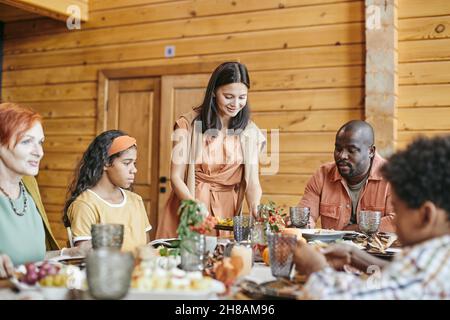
xmin=299 ymin=153 xmax=396 ymax=232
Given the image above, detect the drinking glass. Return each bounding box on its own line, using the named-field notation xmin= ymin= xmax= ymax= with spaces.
xmin=91 ymin=223 xmax=124 ymax=250
xmin=289 ymin=207 xmax=310 ymax=228
xmin=86 ymin=248 xmax=134 ymax=299
xmin=358 ymin=210 xmax=382 ymax=236
xmin=233 ymin=215 xmax=254 ymax=243
xmin=251 ymin=221 xmax=268 ymax=262
xmin=180 ymin=234 xmax=206 ymax=271
xmin=267 ymin=232 xmax=297 ymax=278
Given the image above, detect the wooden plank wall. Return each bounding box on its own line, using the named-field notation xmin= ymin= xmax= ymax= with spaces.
xmin=2 ymin=0 xmax=367 ymax=246
xmin=397 ymin=0 xmax=450 ymax=148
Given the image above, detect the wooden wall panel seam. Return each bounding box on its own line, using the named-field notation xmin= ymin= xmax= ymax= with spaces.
xmin=90 ymin=0 xmax=183 ymax=13
xmin=399 ymin=38 xmax=450 ymax=63
xmin=90 ymin=0 xmax=356 ymax=14
xmin=398 ymin=0 xmax=450 ymax=19
xmin=2 ymin=61 xmax=365 ymax=88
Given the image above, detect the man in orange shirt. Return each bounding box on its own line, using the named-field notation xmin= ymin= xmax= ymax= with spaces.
xmin=299 ymin=120 xmax=395 ymax=232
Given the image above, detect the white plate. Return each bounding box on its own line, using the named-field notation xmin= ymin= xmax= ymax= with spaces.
xmin=301 ymin=229 xmax=347 ymax=242
xmin=8 ymin=277 xmax=69 ymax=300
xmin=40 ymin=287 xmax=70 ymax=300
xmin=48 ymin=255 xmax=85 ymax=264
xmin=8 ymin=277 xmax=39 ymax=292
xmin=124 ymin=279 xmax=225 ymax=300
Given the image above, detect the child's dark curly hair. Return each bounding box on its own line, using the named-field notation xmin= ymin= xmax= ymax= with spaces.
xmin=381 ymin=135 xmax=450 ymax=220
xmin=62 ymin=130 xmax=131 ymax=227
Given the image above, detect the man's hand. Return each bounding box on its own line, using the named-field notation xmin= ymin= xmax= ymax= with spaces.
xmin=0 ymin=254 xmax=14 ymax=279
xmin=293 ymin=241 xmax=328 ymax=277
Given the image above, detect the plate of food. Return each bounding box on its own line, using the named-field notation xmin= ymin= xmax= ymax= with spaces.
xmin=11 ymin=262 xmax=85 ymax=299
xmin=351 ymin=233 xmax=401 ymax=260
xmin=239 ymin=278 xmax=305 ymax=300
xmin=130 ymin=267 xmax=225 ymax=300
xmin=366 ymin=250 xmax=398 ymax=261
xmin=149 ymin=238 xmax=181 ymax=249
xmin=301 ymin=229 xmax=347 ymax=242
xmin=126 ymin=279 xmax=225 ymax=300
xmin=214 ymin=218 xmax=233 ymax=231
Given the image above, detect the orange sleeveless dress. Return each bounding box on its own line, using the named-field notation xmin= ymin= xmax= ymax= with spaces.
xmin=156 ymin=116 xmax=244 ymax=239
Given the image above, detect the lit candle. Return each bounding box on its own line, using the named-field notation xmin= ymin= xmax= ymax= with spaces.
xmin=230 ymin=244 xmax=253 ymax=277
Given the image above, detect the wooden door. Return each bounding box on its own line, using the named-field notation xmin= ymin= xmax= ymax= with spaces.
xmin=105 ymin=78 xmax=161 ymax=239
xmin=158 ymin=74 xmax=210 ymax=225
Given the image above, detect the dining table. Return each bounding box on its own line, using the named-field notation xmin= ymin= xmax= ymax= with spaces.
xmin=0 ymin=262 xmax=280 ymax=300
xmin=0 ymin=230 xmax=400 ymax=300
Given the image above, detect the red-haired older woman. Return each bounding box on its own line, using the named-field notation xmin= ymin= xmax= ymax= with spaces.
xmin=0 ymin=102 xmax=90 ymax=278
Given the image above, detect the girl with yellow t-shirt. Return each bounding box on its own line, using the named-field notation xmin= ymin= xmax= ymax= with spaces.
xmin=63 ymin=130 xmax=151 ymax=253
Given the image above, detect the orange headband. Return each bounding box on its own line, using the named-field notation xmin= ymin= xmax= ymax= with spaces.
xmin=108 ymin=135 xmax=137 ymax=156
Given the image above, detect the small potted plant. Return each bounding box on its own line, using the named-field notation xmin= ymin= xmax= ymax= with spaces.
xmin=177 ymin=200 xmax=217 ymax=271
xmin=258 ymin=200 xmax=287 ymax=233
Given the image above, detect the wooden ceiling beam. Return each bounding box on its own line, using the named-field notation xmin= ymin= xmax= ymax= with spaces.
xmin=0 ymin=0 xmax=88 ymax=22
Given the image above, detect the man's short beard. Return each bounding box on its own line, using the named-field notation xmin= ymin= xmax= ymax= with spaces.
xmin=337 ymin=165 xmax=354 ymax=178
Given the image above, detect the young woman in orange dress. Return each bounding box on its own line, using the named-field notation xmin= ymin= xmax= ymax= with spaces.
xmin=156 ymin=62 xmax=266 ymax=239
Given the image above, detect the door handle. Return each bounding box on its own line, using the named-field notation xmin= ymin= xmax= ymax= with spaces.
xmin=159 ymin=176 xmax=167 ymax=183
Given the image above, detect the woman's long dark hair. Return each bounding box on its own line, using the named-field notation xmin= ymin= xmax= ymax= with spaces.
xmin=195 ymin=62 xmax=251 ymax=133
xmin=62 ymin=130 xmax=128 ymax=227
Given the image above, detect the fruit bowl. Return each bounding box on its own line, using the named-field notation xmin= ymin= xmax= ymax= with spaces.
xmin=14 ymin=261 xmax=84 ymax=294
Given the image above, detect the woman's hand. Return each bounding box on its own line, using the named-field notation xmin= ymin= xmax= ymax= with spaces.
xmin=0 ymin=254 xmax=14 ymax=279
xmin=249 ymin=205 xmax=259 ymax=219
xmin=293 ymin=241 xmax=328 ymax=277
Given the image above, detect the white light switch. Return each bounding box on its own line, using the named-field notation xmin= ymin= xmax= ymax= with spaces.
xmin=165 ymin=45 xmax=176 ymax=58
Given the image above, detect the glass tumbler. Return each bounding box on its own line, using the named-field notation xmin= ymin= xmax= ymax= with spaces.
xmin=358 ymin=210 xmax=382 ymax=236
xmin=91 ymin=223 xmax=124 ymax=250
xmin=180 ymin=234 xmax=206 ymax=272
xmin=233 ymin=215 xmax=254 ymax=243
xmin=86 ymin=248 xmax=134 ymax=299
xmin=289 ymin=207 xmax=310 ymax=228
xmin=267 ymin=232 xmax=297 ymax=278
